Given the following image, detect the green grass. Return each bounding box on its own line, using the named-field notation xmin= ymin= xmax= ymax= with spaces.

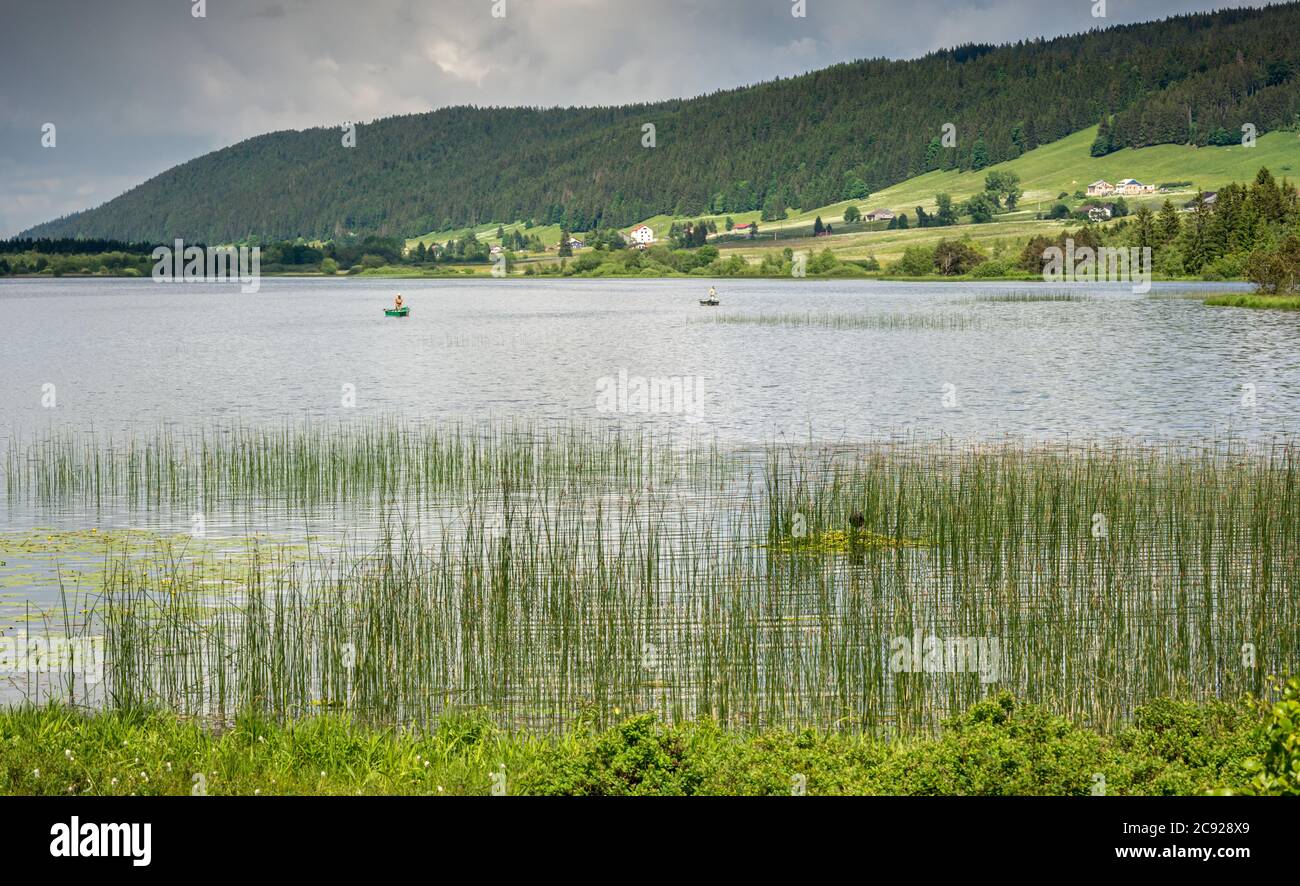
xmin=1 ymin=690 xmax=1282 ymax=795
xmin=1204 ymin=293 xmax=1300 ymax=310
xmin=405 ymin=221 xmax=566 ymax=252
xmin=787 ymin=126 xmax=1300 ymax=227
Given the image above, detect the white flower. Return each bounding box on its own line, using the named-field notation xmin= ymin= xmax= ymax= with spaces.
xmin=111 ymin=778 xmax=118 ymax=786
xmin=64 ymin=749 xmax=72 ymax=759
xmin=32 ymin=769 xmax=39 ymax=778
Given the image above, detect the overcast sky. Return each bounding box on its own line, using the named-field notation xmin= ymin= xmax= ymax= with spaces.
xmin=0 ymin=0 xmax=1287 ymax=236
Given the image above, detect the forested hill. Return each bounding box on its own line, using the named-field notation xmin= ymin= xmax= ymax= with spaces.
xmin=25 ymin=3 xmax=1300 ymax=243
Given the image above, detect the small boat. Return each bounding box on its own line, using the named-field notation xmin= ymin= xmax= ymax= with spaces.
xmin=699 ymin=299 xmax=720 ymax=306
xmin=384 ymin=306 xmax=410 ymax=317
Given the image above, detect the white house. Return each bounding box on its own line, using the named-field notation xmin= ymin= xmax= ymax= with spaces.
xmin=1086 ymin=180 xmax=1114 ymax=197
xmin=865 ymin=209 xmax=895 ymax=222
xmin=628 ymin=224 xmax=655 ymax=246
xmin=1116 ymin=178 xmax=1156 ymax=196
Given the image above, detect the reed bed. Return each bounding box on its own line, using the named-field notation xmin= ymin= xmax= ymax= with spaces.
xmin=692 ymin=311 xmax=986 ymax=331
xmin=971 ymin=291 xmax=1092 ymax=303
xmin=4 ymin=418 xmax=736 ymax=509
xmin=28 ymin=423 xmax=1294 ymax=738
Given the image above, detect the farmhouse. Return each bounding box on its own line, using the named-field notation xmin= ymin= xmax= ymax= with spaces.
xmin=628 ymin=224 xmax=655 ymax=246
xmin=1115 ymin=178 xmax=1156 ymax=196
xmin=1086 ymin=180 xmax=1113 ymax=197
xmin=866 ymin=209 xmax=895 ymax=222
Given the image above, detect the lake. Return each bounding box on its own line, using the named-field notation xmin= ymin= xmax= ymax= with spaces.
xmin=1 ymin=276 xmax=1296 ymax=730
xmin=0 ymin=276 xmax=1289 ymax=443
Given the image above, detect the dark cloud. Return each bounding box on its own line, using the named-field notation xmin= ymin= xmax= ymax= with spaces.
xmin=1 ymin=0 xmax=1287 ymax=235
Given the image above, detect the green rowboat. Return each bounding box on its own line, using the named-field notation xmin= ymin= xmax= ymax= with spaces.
xmin=384 ymin=306 xmax=410 ymax=317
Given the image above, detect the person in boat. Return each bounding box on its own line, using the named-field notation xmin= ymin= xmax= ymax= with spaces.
xmin=394 ymin=293 xmax=404 ymax=310
xmin=707 ymin=286 xmax=717 ymax=302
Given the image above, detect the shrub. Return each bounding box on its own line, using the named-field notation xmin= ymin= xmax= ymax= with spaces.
xmin=933 ymin=238 xmax=986 ymax=275
xmin=895 ymin=244 xmax=936 ymax=276
xmin=972 ymin=257 xmax=1013 ymax=277
xmin=1242 ymin=677 xmax=1300 ymax=795
xmin=1246 ymin=236 xmax=1300 ymax=294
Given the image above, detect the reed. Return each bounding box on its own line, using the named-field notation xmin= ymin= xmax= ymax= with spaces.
xmin=20 ymin=423 xmax=1289 ymax=738
xmin=692 ymin=311 xmax=985 ymax=330
xmin=971 ymin=291 xmax=1091 ymax=303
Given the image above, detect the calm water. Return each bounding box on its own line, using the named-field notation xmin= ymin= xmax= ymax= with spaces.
xmin=0 ymin=276 xmax=1293 ymax=716
xmin=0 ymin=276 xmax=1289 ymax=443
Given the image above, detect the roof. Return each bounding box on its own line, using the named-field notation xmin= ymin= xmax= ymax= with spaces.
xmin=631 ymin=224 xmax=652 ymax=232
xmin=1118 ymin=179 xmax=1143 ymax=185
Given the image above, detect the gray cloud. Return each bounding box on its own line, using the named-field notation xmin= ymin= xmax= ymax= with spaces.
xmin=1 ymin=0 xmax=1287 ymax=235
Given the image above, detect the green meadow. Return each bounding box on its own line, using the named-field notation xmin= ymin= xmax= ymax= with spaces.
xmin=404 ymin=125 xmax=1298 ymax=269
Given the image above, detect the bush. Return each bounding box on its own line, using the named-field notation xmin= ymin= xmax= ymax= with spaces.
xmin=571 ymin=253 xmax=604 ymax=273
xmin=972 ymin=257 xmax=1013 ymax=277
xmin=1242 ymin=677 xmax=1300 ymax=795
xmin=1246 ymin=236 xmax=1300 ymax=294
xmin=933 ymin=239 xmax=986 ymax=275
xmin=895 ymin=245 xmax=936 ymax=276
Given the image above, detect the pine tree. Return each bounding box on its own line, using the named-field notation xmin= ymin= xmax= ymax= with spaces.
xmin=1157 ymin=200 xmax=1182 ymax=244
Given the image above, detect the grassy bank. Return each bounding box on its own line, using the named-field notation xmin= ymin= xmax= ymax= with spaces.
xmin=1204 ymin=293 xmax=1300 ymax=310
xmin=3 ymin=684 xmax=1296 ymax=796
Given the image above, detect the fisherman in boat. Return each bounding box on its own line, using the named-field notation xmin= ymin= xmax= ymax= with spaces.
xmin=394 ymin=293 xmax=404 ymax=310
xmin=706 ymin=286 xmax=717 ymax=303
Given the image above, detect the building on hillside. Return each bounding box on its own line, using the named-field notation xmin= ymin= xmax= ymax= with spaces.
xmin=1116 ymin=178 xmax=1156 ymax=196
xmin=733 ymin=222 xmax=752 ymax=232
xmin=865 ymin=209 xmax=895 ymax=222
xmin=1086 ymin=204 xmax=1116 ymax=223
xmin=1182 ymin=192 xmax=1219 ymax=211
xmin=628 ymin=225 xmax=655 ymax=246
xmin=567 ymin=237 xmax=585 ymax=249
xmin=1086 ymin=180 xmax=1114 ymax=197
xmin=489 ymin=245 xmax=504 ymax=256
